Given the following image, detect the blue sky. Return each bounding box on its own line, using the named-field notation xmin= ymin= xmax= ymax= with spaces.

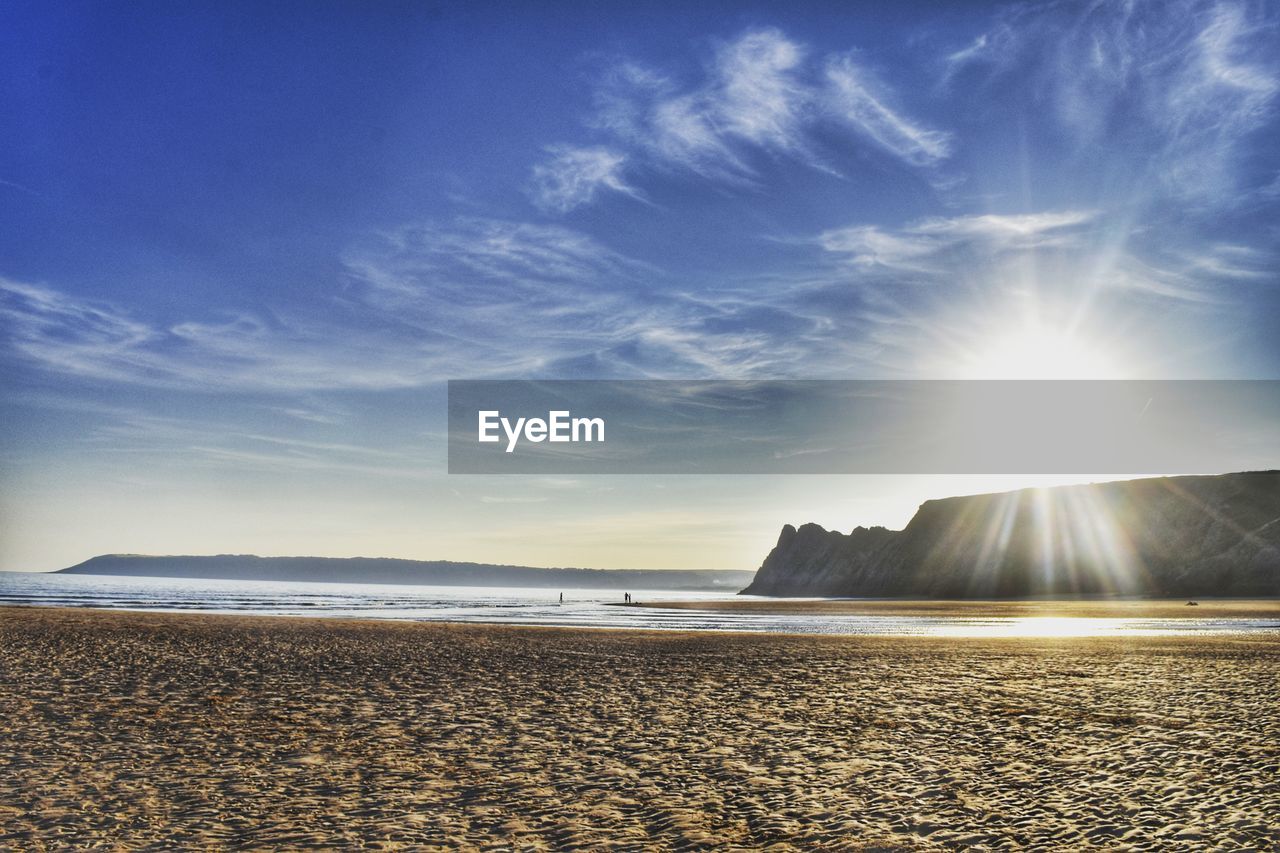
xmin=2 ymin=0 xmax=1278 ymax=571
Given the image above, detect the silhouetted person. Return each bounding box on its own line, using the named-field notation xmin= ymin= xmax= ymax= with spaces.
xmin=559 ymin=592 xmax=564 ymax=604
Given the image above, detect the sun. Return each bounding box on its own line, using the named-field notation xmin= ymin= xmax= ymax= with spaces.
xmin=957 ymin=327 xmax=1126 ymax=380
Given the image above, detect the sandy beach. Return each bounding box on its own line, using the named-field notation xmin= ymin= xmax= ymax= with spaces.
xmin=1 ymin=607 xmax=1277 ymax=850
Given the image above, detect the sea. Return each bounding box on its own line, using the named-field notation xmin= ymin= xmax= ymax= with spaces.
xmin=1 ymin=572 xmax=1277 ymax=638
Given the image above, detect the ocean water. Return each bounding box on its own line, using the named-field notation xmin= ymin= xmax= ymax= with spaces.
xmin=1 ymin=572 xmax=1277 ymax=638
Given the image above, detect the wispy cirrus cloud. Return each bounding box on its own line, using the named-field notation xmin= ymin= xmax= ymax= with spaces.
xmin=946 ymin=0 xmax=1278 ymax=204
xmin=707 ymin=28 xmax=816 ymax=156
xmin=0 ymin=277 xmax=438 ymax=392
xmin=799 ymin=198 xmax=1279 ymax=378
xmin=350 ymin=217 xmax=648 ymax=295
xmin=815 ymin=207 xmax=1273 ymax=305
xmin=4 ymin=183 xmax=1272 ymax=400
xmin=3 ymin=217 xmax=900 ymax=394
xmin=1109 ymin=243 xmax=1273 ymax=303
xmin=819 ymin=210 xmax=1096 ymax=271
xmin=823 ymin=56 xmax=951 ymax=168
xmin=535 ymin=27 xmax=951 ymax=210
xmin=344 ymin=217 xmax=867 ymax=378
xmin=912 ymin=211 xmax=1095 ymax=241
xmin=77 ymin=407 xmax=439 ymax=478
xmin=527 ymin=145 xmax=640 ymax=212
xmin=6 ymin=217 xmax=639 ymax=392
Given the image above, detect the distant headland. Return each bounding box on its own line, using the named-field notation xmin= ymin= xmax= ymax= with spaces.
xmin=57 ymin=555 xmax=753 ymax=592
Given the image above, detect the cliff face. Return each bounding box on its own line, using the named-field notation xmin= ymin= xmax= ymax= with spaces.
xmin=743 ymin=471 xmax=1280 ymax=598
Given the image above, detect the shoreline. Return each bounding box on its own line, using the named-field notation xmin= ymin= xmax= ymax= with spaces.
xmin=638 ymin=596 xmax=1280 ymax=620
xmin=4 ymin=594 xmax=1279 ymax=640
xmin=4 ymin=602 xmax=1280 ymax=642
xmin=6 ymin=596 xmax=1280 ymax=639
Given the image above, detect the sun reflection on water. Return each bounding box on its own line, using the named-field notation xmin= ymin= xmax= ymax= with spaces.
xmin=933 ymin=616 xmax=1137 ymax=638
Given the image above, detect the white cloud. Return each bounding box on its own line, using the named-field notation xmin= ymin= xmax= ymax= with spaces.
xmin=820 ymin=210 xmax=1096 ymax=270
xmin=801 ymin=199 xmax=1274 ymax=380
xmin=528 ymin=145 xmax=638 ymax=213
xmin=823 ymin=56 xmax=951 ymax=167
xmin=0 ymin=217 xmax=846 ymax=389
xmin=1184 ymin=243 xmax=1271 ymax=279
xmin=1105 ymin=257 xmax=1224 ymax=303
xmin=712 ymin=28 xmax=811 ymax=153
xmin=7 ymin=201 xmax=1259 ymax=399
xmin=593 ymin=62 xmax=752 ymax=182
xmin=0 ymin=278 xmax=439 ymax=392
xmin=0 ymin=279 xmax=155 ymax=378
xmin=818 ymin=226 xmax=938 ymax=271
xmin=340 ymin=218 xmax=940 ymax=380
xmin=946 ymin=0 xmax=1278 ymax=203
xmin=7 ymin=219 xmax=764 ymax=394
xmin=912 ymin=211 xmax=1094 ymax=241
xmin=344 ymin=218 xmax=843 ymax=378
xmin=1109 ymin=242 xmax=1273 ymax=303
xmin=944 ymin=33 xmax=991 ymax=70
xmin=542 ymin=27 xmax=951 ymax=207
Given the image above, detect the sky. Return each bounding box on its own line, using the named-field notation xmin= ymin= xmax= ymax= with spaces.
xmin=2 ymin=0 xmax=1278 ymax=572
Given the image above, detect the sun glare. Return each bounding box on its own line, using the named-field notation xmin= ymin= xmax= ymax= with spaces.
xmin=959 ymin=328 xmax=1124 ymax=380
xmin=935 ymin=617 xmax=1134 ymax=638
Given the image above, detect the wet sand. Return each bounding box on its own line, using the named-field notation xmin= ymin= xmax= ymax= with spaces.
xmin=1 ymin=606 xmax=1277 ymax=850
xmin=643 ymin=597 xmax=1280 ymax=620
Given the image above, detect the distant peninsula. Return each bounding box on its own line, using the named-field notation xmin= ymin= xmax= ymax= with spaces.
xmin=744 ymin=471 xmax=1280 ymax=598
xmin=58 ymin=555 xmax=753 ymax=591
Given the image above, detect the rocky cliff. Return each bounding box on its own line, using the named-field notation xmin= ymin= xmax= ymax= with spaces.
xmin=743 ymin=471 xmax=1280 ymax=598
